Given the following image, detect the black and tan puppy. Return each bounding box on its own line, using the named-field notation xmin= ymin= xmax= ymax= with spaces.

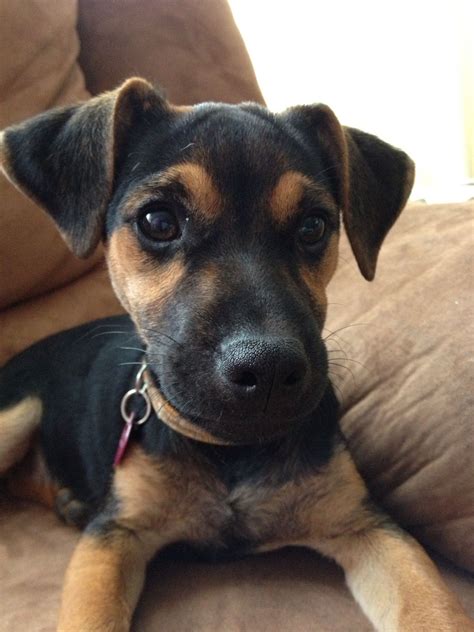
xmin=0 ymin=79 xmax=472 ymax=632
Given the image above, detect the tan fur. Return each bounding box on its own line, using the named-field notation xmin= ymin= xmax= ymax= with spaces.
xmin=106 ymin=228 xmax=185 ymax=320
xmin=320 ymin=528 xmax=474 ymax=631
xmin=113 ymin=444 xmax=371 ymax=551
xmin=238 ymin=447 xmax=372 ymax=551
xmin=269 ymin=171 xmax=309 ymax=224
xmin=118 ymin=163 xmax=222 ymax=223
xmin=56 ymin=440 xmax=473 ymax=632
xmin=113 ymin=445 xmax=229 ymax=544
xmin=0 ymin=397 xmax=42 ymax=474
xmin=170 ymin=104 xmax=193 ymax=114
xmin=58 ymin=533 xmax=149 ymax=632
xmin=299 ymin=232 xmax=340 ymax=317
xmin=166 ymin=163 xmax=222 ymax=221
xmin=285 ymin=450 xmax=474 ymax=632
xmin=113 ymin=443 xmax=474 ymax=631
xmin=269 ymin=171 xmax=335 ymax=225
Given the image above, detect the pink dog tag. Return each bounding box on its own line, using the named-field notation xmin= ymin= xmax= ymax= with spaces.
xmin=114 ymin=415 xmax=134 ymax=466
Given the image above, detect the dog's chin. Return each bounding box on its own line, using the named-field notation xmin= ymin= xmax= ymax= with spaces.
xmin=194 ymin=413 xmax=311 ymax=445
xmin=156 ymin=381 xmax=324 ymax=445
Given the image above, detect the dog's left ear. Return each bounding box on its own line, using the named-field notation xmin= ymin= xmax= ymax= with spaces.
xmin=0 ymin=78 xmax=168 ymax=257
xmin=282 ymin=105 xmax=415 ymax=280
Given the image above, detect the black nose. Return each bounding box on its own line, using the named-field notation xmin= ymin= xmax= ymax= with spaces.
xmin=219 ymin=337 xmax=308 ymax=406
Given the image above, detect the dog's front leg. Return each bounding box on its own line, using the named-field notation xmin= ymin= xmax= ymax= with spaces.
xmin=299 ymin=449 xmax=473 ymax=632
xmin=319 ymin=525 xmax=473 ymax=632
xmin=57 ymin=528 xmax=153 ymax=632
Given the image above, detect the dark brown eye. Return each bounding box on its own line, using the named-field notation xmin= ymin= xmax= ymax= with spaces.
xmin=298 ymin=215 xmax=326 ymax=245
xmin=138 ymin=209 xmax=180 ymax=242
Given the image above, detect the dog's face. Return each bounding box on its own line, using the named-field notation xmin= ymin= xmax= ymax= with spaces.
xmin=0 ymin=79 xmax=414 ymax=443
xmin=106 ymin=105 xmax=341 ymax=441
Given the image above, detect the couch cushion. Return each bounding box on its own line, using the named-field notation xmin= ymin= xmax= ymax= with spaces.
xmin=328 ymin=201 xmax=474 ymax=571
xmin=77 ymin=0 xmax=264 ymax=104
xmin=0 ymin=0 xmax=105 ymax=316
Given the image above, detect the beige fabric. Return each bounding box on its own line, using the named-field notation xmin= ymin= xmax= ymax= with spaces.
xmin=327 ymin=201 xmax=474 ymax=571
xmin=0 ymin=0 xmax=103 ymax=311
xmin=0 ymin=266 xmax=122 ymax=366
xmin=0 ymin=496 xmax=473 ymax=632
xmin=77 ymin=0 xmax=264 ymax=104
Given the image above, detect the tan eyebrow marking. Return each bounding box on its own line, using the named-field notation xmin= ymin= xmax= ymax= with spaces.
xmin=269 ymin=171 xmax=335 ymax=225
xmin=163 ymin=162 xmax=222 ymax=221
xmin=120 ymin=162 xmax=222 ymax=222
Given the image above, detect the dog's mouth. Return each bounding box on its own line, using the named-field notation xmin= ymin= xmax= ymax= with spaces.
xmin=144 ymin=366 xmax=325 ymax=446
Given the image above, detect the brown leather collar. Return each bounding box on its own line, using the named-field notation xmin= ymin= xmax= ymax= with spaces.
xmin=143 ymin=367 xmax=233 ymax=445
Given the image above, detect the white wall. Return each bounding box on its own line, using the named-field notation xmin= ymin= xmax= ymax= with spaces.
xmin=229 ymin=0 xmax=473 ymax=201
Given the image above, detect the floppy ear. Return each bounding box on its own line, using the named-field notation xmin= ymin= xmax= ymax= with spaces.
xmin=0 ymin=78 xmax=168 ymax=258
xmin=282 ymin=105 xmax=415 ymax=280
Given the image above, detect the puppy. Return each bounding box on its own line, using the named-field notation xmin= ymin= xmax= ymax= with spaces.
xmin=0 ymin=78 xmax=472 ymax=631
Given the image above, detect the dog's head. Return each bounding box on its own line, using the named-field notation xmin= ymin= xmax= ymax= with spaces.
xmin=0 ymin=78 xmax=414 ymax=443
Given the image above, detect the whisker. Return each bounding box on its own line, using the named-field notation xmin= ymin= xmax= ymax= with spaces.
xmin=140 ymin=327 xmax=181 ymax=348
xmin=74 ymin=326 xmax=131 ymax=343
xmin=119 ymin=346 xmax=147 ymax=353
xmin=329 ymin=378 xmax=344 ymax=401
xmin=327 ymin=355 xmax=368 ymax=370
xmin=323 ymin=322 xmax=367 ymax=341
xmin=90 ymin=330 xmax=134 ymax=339
xmin=313 ymin=164 xmax=340 ymax=179
xmin=325 ymin=338 xmax=347 ymax=354
xmin=328 ymin=362 xmax=356 ymax=381
xmin=119 ymin=361 xmax=145 ymax=367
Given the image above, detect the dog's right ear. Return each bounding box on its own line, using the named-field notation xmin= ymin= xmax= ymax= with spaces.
xmin=0 ymin=78 xmax=168 ymax=258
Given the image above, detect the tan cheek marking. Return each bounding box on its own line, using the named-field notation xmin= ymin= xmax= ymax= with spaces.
xmin=106 ymin=228 xmax=185 ymax=319
xmin=167 ymin=162 xmax=222 ymax=222
xmin=195 ymin=262 xmax=220 ymax=304
xmin=300 ymin=233 xmax=340 ymax=316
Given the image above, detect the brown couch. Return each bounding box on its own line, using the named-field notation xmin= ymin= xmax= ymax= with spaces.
xmin=1 ymin=1 xmax=473 ymax=630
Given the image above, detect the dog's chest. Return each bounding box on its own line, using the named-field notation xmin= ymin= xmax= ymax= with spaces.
xmin=112 ymin=445 xmax=320 ymax=553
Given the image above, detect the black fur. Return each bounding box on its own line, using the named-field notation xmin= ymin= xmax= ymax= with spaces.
xmin=0 ymin=315 xmax=340 ymax=518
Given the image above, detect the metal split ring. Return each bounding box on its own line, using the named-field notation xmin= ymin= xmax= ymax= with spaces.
xmin=120 ymin=362 xmax=152 ymax=425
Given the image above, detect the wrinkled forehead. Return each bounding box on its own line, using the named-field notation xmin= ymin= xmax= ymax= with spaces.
xmin=115 ymin=104 xmax=334 ymax=221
